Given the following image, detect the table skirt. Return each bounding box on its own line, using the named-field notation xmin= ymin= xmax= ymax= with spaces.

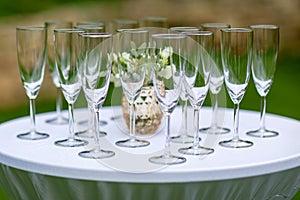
xmin=0 ymin=164 xmax=299 ymax=200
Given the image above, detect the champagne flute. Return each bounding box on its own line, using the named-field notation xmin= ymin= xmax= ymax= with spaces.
xmin=115 ymin=29 xmax=150 ymax=148
xmin=168 ymin=26 xmax=200 ymax=144
xmin=78 ymin=33 xmax=115 ymax=158
xmin=74 ymin=25 xmax=108 ymax=138
xmin=109 ymin=19 xmax=139 ymax=89
xmin=178 ymin=31 xmax=214 ymax=155
xmin=54 ymin=29 xmax=88 ymax=147
xmin=16 ymin=27 xmax=49 ymax=140
xmin=199 ymin=23 xmax=231 ymax=134
xmin=246 ymin=25 xmax=279 ymax=138
xmin=149 ymin=33 xmax=186 ymax=165
xmin=219 ymin=28 xmax=253 ymax=148
xmin=45 ymin=21 xmax=72 ymax=125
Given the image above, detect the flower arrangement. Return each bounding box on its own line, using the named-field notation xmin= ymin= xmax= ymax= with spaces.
xmin=111 ymin=44 xmax=176 ymax=87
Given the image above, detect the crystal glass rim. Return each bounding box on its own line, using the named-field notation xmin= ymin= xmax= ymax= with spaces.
xmin=76 ymin=21 xmax=105 ymax=25
xmin=79 ymin=32 xmax=112 ymax=38
xmin=74 ymin=25 xmax=105 ymax=30
xmin=117 ymin=28 xmax=149 ymax=34
xmin=54 ymin=28 xmax=85 ymax=33
xmin=249 ymin=24 xmax=279 ymax=30
xmin=16 ymin=27 xmax=46 ymax=31
xmin=45 ymin=21 xmax=73 ymax=26
xmin=183 ymin=30 xmax=214 ymax=36
xmin=200 ymin=23 xmax=231 ymax=28
xmin=221 ymin=28 xmax=252 ymax=33
xmin=169 ymin=26 xmax=199 ymax=31
xmin=152 ymin=33 xmax=186 ymax=39
xmin=141 ymin=17 xmax=168 ymax=22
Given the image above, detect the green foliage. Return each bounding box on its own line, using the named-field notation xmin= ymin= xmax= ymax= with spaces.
xmin=0 ymin=186 xmax=9 ymax=200
xmin=0 ymin=0 xmax=119 ymax=17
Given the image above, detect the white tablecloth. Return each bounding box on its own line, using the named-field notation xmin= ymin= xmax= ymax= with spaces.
xmin=0 ymin=106 xmax=299 ymax=200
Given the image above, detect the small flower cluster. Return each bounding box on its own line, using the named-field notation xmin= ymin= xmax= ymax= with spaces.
xmin=111 ymin=45 xmax=175 ymax=87
xmin=156 ymin=46 xmax=176 ymax=80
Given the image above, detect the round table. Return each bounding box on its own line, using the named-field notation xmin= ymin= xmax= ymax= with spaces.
xmin=0 ymin=106 xmax=299 ymax=200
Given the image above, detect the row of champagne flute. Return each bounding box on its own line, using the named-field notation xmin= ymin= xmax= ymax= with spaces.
xmin=43 ymin=20 xmax=279 ymax=143
xmin=16 ymin=22 xmax=279 ymax=165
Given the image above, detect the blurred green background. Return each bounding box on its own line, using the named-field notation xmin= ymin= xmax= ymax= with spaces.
xmin=0 ymin=0 xmax=299 ymax=199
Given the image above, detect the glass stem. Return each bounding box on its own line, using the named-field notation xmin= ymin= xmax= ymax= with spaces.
xmin=181 ymin=99 xmax=188 ymax=135
xmin=94 ymin=108 xmax=101 ymax=151
xmin=56 ymin=87 xmax=63 ymax=118
xmin=233 ymin=103 xmax=240 ymax=142
xmin=211 ymin=93 xmax=218 ymax=128
xmin=88 ymin=106 xmax=94 ymax=131
xmin=68 ymin=103 xmax=75 ymax=140
xmin=29 ymin=98 xmax=36 ymax=134
xmin=193 ymin=108 xmax=200 ymax=148
xmin=259 ymin=96 xmax=267 ymax=131
xmin=129 ymin=102 xmax=135 ymax=140
xmin=164 ymin=113 xmax=171 ymax=157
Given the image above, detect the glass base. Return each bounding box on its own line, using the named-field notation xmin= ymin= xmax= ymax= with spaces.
xmin=78 ymin=148 xmax=115 ymax=159
xmin=179 ymin=145 xmax=214 ymax=155
xmin=115 ymin=138 xmax=150 ymax=148
xmin=78 ymin=120 xmax=107 ymax=126
xmin=54 ymin=138 xmax=88 ymax=147
xmin=75 ymin=130 xmax=106 ymax=138
xmin=199 ymin=126 xmax=230 ymax=135
xmin=45 ymin=116 xmax=68 ymax=125
xmin=149 ymin=154 xmax=186 ymax=165
xmin=246 ymin=129 xmax=279 ymax=138
xmin=219 ymin=139 xmax=253 ymax=148
xmin=170 ymin=134 xmax=194 ymax=144
xmin=17 ymin=132 xmax=49 ymax=140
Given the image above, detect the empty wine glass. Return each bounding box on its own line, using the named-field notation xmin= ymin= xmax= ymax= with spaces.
xmin=149 ymin=33 xmax=186 ymax=165
xmin=45 ymin=21 xmax=72 ymax=125
xmin=115 ymin=29 xmax=150 ymax=148
xmin=74 ymin=24 xmax=108 ymax=137
xmin=78 ymin=33 xmax=115 ymax=158
xmin=219 ymin=28 xmax=253 ymax=148
xmin=178 ymin=31 xmax=214 ymax=155
xmin=16 ymin=27 xmax=49 ymax=140
xmin=168 ymin=26 xmax=200 ymax=144
xmin=199 ymin=23 xmax=231 ymax=134
xmin=54 ymin=29 xmax=88 ymax=147
xmin=246 ymin=25 xmax=279 ymax=138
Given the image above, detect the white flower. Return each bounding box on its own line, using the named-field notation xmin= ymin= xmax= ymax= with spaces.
xmin=121 ymin=52 xmax=131 ymax=62
xmin=161 ymin=46 xmax=173 ymax=58
xmin=158 ymin=64 xmax=173 ymax=79
xmin=113 ymin=53 xmax=118 ymax=61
